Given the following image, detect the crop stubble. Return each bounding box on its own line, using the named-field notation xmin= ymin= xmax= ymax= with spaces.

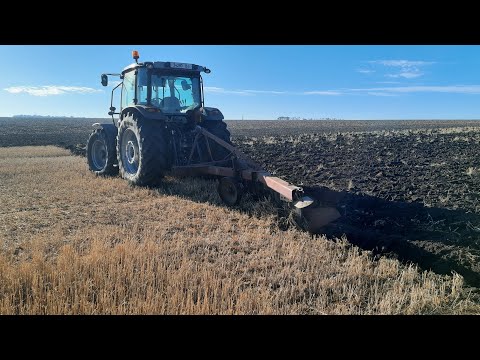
xmin=2 ymin=146 xmax=477 ymax=314
xmin=1 ymin=118 xmax=480 ymax=304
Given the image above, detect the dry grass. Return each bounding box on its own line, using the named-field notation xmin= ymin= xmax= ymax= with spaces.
xmin=0 ymin=146 xmax=478 ymax=314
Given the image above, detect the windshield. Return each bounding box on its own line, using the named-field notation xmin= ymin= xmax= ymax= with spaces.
xmin=137 ymin=70 xmax=201 ymax=114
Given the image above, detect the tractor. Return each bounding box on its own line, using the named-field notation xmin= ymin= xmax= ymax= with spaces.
xmin=86 ymin=51 xmax=340 ymax=231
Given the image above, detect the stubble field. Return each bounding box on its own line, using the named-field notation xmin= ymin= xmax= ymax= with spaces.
xmin=1 ymin=117 xmax=480 ymax=314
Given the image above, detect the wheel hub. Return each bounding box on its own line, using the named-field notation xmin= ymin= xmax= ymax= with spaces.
xmin=218 ymin=177 xmax=243 ymax=206
xmin=120 ymin=128 xmax=140 ymax=175
xmin=126 ymin=141 xmax=137 ymax=164
xmin=91 ymin=139 xmax=107 ymax=170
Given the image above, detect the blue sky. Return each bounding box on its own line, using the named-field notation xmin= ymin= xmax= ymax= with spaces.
xmin=0 ymin=45 xmax=479 ymax=120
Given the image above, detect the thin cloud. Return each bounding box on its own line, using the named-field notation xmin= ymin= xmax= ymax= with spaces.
xmin=369 ymin=60 xmax=435 ymax=67
xmin=5 ymin=85 xmax=102 ymax=96
xmin=242 ymin=89 xmax=287 ymax=94
xmin=386 ymin=72 xmax=423 ymax=79
xmin=204 ymin=86 xmax=251 ymax=95
xmin=303 ymin=90 xmax=343 ymax=96
xmin=204 ymin=86 xmax=285 ymax=95
xmin=352 ymin=85 xmax=480 ymax=94
xmin=357 ymin=69 xmax=375 ymax=74
xmin=304 ymin=85 xmax=480 ymax=96
xmin=368 ymin=59 xmax=434 ymax=79
xmin=205 ymin=87 xmax=339 ymax=96
xmin=196 ymin=84 xmax=480 ymax=98
xmin=367 ymin=92 xmax=399 ymax=97
xmin=377 ymin=81 xmax=400 ymax=84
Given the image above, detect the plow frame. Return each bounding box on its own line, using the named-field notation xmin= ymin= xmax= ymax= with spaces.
xmin=169 ymin=126 xmax=308 ymax=204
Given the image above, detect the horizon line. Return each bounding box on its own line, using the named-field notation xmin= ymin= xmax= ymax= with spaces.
xmin=2 ymin=115 xmax=480 ymax=122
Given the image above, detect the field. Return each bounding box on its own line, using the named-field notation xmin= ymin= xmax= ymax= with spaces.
xmin=237 ymin=123 xmax=480 ymax=289
xmin=1 ymin=117 xmax=480 ymax=314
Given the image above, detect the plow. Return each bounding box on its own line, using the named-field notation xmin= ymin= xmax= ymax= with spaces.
xmin=87 ymin=51 xmax=340 ymax=232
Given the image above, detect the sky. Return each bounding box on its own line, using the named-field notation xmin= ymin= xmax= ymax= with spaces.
xmin=0 ymin=45 xmax=479 ymax=120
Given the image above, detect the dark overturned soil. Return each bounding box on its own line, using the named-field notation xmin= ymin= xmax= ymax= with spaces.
xmin=3 ymin=117 xmax=480 ymax=147
xmin=2 ymin=117 xmax=480 ymax=289
xmin=235 ymin=125 xmax=480 ymax=289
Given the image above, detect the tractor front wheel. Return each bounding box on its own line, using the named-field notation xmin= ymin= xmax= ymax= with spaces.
xmin=86 ymin=128 xmax=118 ymax=176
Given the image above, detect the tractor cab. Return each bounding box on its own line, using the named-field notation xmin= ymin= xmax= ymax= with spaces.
xmin=101 ymin=51 xmax=216 ymax=126
xmin=123 ymin=61 xmax=206 ymax=114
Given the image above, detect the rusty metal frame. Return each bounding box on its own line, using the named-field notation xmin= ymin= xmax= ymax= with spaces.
xmin=171 ymin=125 xmax=304 ymax=203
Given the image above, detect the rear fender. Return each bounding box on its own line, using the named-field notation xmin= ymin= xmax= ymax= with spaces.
xmin=202 ymin=107 xmax=224 ymax=121
xmin=92 ymin=123 xmax=118 ymax=140
xmin=121 ymin=105 xmax=167 ymax=122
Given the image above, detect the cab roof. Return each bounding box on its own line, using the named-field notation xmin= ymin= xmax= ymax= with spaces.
xmin=122 ymin=61 xmax=209 ymax=74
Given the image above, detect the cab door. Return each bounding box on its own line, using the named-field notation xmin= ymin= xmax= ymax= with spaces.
xmin=121 ymin=69 xmax=136 ymax=113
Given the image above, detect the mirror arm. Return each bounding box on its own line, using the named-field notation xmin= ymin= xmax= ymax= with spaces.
xmin=109 ymin=81 xmax=123 ymax=124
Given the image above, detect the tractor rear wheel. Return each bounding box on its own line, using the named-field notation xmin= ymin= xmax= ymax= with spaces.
xmin=202 ymin=120 xmax=232 ymax=161
xmin=86 ymin=128 xmax=118 ymax=176
xmin=117 ymin=112 xmax=170 ymax=186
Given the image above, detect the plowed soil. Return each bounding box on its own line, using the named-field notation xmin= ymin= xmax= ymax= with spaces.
xmin=234 ymin=123 xmax=480 ymax=288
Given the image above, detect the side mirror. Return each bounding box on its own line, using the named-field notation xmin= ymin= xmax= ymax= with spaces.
xmin=101 ymin=74 xmax=108 ymax=87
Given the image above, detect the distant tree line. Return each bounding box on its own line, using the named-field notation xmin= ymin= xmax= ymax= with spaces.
xmin=277 ymin=116 xmax=342 ymax=120
xmin=13 ymin=115 xmax=85 ymax=118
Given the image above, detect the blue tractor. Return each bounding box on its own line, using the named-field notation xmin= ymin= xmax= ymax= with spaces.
xmin=87 ymin=50 xmax=230 ymax=186
xmin=86 ymin=51 xmax=340 ymax=230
